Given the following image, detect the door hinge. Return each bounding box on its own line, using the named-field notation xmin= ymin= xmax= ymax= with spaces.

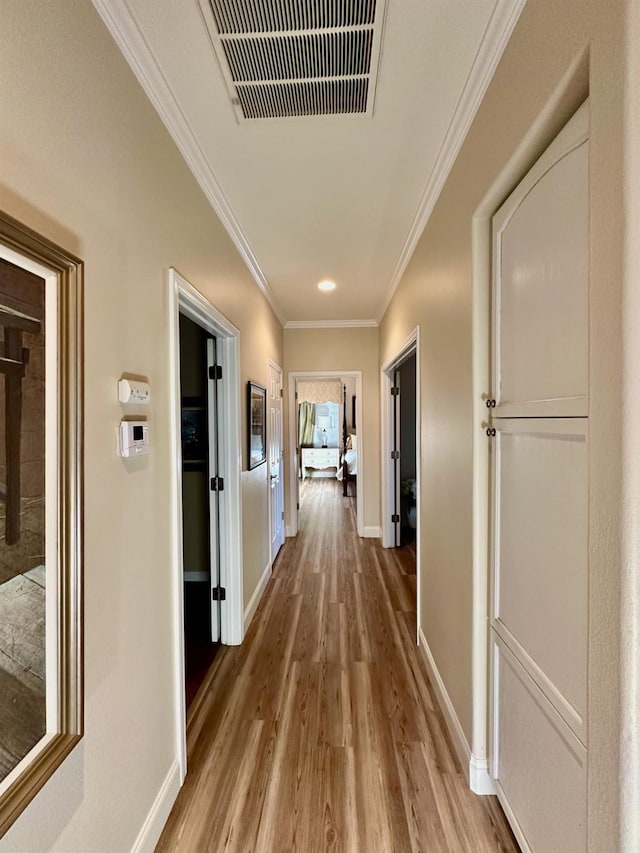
xmin=391 ymin=450 xmax=400 ymax=460
xmin=210 ymin=476 xmax=224 ymax=491
xmin=212 ymin=586 xmax=226 ymax=601
xmin=280 ymin=388 xmax=283 ymax=398
xmin=281 ymin=510 xmax=285 ymax=520
xmin=391 ymin=513 xmax=400 ymax=523
xmin=209 ymin=365 xmax=222 ymax=380
xmin=297 ymin=502 xmax=300 ymax=510
xmin=391 ymin=386 xmax=400 ymax=396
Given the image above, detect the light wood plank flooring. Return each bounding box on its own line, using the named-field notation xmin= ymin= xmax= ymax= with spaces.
xmin=156 ymin=478 xmax=518 ymax=852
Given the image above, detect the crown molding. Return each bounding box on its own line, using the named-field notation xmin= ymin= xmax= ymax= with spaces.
xmin=377 ymin=0 xmax=527 ymax=324
xmin=91 ymin=0 xmax=286 ymax=325
xmin=284 ymin=319 xmax=378 ymax=329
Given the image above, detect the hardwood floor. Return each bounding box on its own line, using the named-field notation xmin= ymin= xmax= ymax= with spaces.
xmin=156 ymin=478 xmax=518 ymax=852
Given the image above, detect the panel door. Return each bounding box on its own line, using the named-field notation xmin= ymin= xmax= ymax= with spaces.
xmin=489 ymin=101 xmax=589 ymax=852
xmin=207 ymin=337 xmax=220 ymax=642
xmin=492 ymin=104 xmax=589 ymax=419
xmin=268 ymin=363 xmax=284 ymax=561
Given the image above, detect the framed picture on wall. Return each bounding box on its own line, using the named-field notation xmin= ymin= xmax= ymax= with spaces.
xmin=247 ymin=381 xmax=266 ymax=469
xmin=0 ymin=210 xmax=83 ymax=839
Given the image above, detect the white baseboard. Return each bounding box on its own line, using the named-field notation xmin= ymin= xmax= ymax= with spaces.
xmin=285 ymin=525 xmax=296 ymax=538
xmin=469 ymin=753 xmax=496 ymax=795
xmin=130 ymin=759 xmax=181 ymax=853
xmin=417 ymin=629 xmax=471 ymax=774
xmin=418 ymin=629 xmax=494 ymax=795
xmin=418 ymin=629 xmax=496 ymax=796
xmin=243 ymin=560 xmax=271 ymax=631
xmin=362 ymin=526 xmax=381 ymax=538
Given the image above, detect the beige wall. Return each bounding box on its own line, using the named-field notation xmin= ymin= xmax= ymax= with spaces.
xmin=284 ymin=328 xmax=380 ymax=532
xmin=379 ymin=0 xmax=626 ymax=848
xmin=0 ymin=1 xmax=281 ymax=850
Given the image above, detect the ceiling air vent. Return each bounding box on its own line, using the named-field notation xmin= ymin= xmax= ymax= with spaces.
xmin=198 ymin=0 xmax=387 ymax=121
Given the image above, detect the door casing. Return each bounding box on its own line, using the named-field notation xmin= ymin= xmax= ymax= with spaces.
xmin=168 ymin=268 xmax=243 ymax=783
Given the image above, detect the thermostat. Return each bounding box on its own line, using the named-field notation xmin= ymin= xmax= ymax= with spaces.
xmin=118 ymin=379 xmax=150 ymax=405
xmin=119 ymin=421 xmax=149 ymax=457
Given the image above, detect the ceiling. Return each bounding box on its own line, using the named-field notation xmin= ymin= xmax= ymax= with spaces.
xmin=92 ymin=0 xmax=524 ymax=325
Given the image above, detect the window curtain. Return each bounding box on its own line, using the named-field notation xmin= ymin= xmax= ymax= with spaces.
xmin=298 ymin=401 xmax=315 ymax=447
xmin=297 ymin=380 xmax=342 ymax=404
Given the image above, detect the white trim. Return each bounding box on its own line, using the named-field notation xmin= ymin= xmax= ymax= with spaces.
xmin=91 ymin=0 xmax=285 ymax=325
xmin=471 ymin=214 xmax=492 ymax=791
xmin=243 ymin=560 xmax=272 ymax=631
xmin=287 ymin=371 xmax=363 ymax=538
xmin=167 ymin=269 xmax=244 ymax=783
xmin=377 ymin=0 xmax=526 ymax=323
xmin=130 ymin=759 xmax=182 ymax=853
xmin=417 ymin=629 xmax=494 ymax=795
xmin=167 ymin=277 xmax=187 ymax=783
xmin=469 ymin=755 xmax=496 ymax=796
xmin=284 ymin=319 xmax=378 ymax=329
xmin=418 ymin=630 xmax=470 ymax=777
xmin=361 ymin=526 xmax=381 ymax=539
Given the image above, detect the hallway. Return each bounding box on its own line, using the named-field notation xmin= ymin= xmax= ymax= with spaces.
xmin=156 ymin=479 xmax=517 ymax=852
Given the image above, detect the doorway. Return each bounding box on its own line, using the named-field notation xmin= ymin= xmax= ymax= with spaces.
xmin=287 ymin=371 xmax=364 ymax=538
xmin=168 ymin=269 xmax=243 ymax=783
xmin=393 ymin=354 xmax=417 ymax=548
xmin=179 ymin=314 xmax=221 ymax=706
xmin=381 ymin=329 xmax=420 ymax=636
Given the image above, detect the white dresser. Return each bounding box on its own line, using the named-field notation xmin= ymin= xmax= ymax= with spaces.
xmin=301 ymin=447 xmax=340 ymax=479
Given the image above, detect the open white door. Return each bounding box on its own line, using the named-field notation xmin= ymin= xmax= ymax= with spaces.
xmin=207 ymin=336 xmax=221 ymax=642
xmin=268 ymin=362 xmax=284 ymax=562
xmin=392 ymin=369 xmax=401 ymax=546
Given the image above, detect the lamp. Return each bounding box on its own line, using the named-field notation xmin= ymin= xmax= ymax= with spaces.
xmin=316 ymin=414 xmax=330 ymax=447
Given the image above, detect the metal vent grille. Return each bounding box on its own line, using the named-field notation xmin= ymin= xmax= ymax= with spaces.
xmin=199 ymin=0 xmax=386 ymax=121
xmin=209 ymin=0 xmax=376 ymax=34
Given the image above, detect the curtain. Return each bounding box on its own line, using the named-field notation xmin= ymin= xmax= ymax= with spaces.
xmin=297 ymin=380 xmax=342 ymax=404
xmin=298 ymin=401 xmax=315 ymax=446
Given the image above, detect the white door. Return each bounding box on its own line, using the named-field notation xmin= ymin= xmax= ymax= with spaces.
xmin=392 ymin=369 xmax=401 ymax=546
xmin=268 ymin=362 xmax=284 ymax=562
xmin=489 ymin=102 xmax=589 ymax=852
xmin=207 ymin=336 xmax=221 ymax=642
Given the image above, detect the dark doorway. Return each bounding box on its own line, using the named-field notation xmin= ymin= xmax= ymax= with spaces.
xmin=394 ymin=353 xmax=417 ymax=547
xmin=179 ymin=314 xmax=220 ymax=707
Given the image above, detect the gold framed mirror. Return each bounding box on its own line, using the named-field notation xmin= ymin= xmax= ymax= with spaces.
xmin=0 ymin=210 xmax=83 ymax=838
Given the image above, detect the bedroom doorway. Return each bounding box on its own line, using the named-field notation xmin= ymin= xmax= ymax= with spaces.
xmin=287 ymin=371 xmax=363 ymax=538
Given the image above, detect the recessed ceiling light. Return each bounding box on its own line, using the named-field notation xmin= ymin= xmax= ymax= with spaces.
xmin=318 ymin=280 xmax=336 ymax=292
